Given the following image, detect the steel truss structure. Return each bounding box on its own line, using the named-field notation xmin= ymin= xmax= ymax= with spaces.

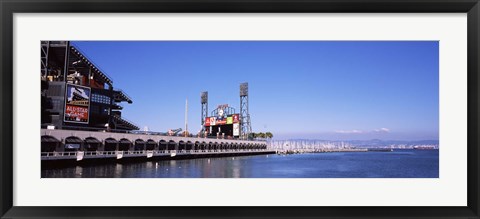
xmin=240 ymin=82 xmax=252 ymax=139
xmin=201 ymin=91 xmax=208 ymax=132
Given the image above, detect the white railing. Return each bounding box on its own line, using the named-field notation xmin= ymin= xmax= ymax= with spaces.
xmin=41 ymin=152 xmax=76 ymax=157
xmin=41 ymin=149 xmax=270 ymax=158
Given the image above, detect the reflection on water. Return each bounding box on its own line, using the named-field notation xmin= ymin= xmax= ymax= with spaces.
xmin=42 ymin=150 xmax=439 ymax=178
xmin=74 ymin=166 xmax=82 ymax=177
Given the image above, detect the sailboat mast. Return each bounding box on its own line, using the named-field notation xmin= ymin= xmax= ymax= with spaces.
xmin=185 ymin=98 xmax=188 ymax=137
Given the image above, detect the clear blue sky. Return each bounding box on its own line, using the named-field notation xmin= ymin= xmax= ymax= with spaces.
xmin=73 ymin=41 xmax=439 ymax=141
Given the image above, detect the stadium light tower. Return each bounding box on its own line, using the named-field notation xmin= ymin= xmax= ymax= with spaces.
xmin=240 ymin=83 xmax=252 ymax=139
xmin=201 ymin=91 xmax=208 ymax=133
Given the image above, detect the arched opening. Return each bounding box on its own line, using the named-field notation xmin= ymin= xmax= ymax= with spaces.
xmin=224 ymin=143 xmax=228 ymax=150
xmin=168 ymin=140 xmax=177 ymax=151
xmin=104 ymin=138 xmax=117 ymax=151
xmin=146 ymin=139 xmax=157 ymax=150
xmin=134 ymin=139 xmax=146 ymax=151
xmin=119 ymin=138 xmax=132 ymax=151
xmin=178 ymin=141 xmax=186 ymax=151
xmin=210 ymin=142 xmax=218 ymax=150
xmin=64 ymin=136 xmax=82 ymax=152
xmin=186 ymin=141 xmax=194 ymax=150
xmin=201 ymin=142 xmax=206 ymax=150
xmin=220 ymin=142 xmax=225 ymax=150
xmin=159 ymin=140 xmax=167 ymax=151
xmin=194 ymin=141 xmax=200 ymax=150
xmin=84 ymin=137 xmax=101 ymax=151
xmin=41 ymin=135 xmax=59 ymax=152
xmin=208 ymin=142 xmax=213 ymax=151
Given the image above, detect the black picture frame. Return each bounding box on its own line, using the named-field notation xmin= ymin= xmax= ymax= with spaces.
xmin=1 ymin=0 xmax=479 ymax=218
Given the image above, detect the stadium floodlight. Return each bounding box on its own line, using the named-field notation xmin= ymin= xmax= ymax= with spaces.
xmin=240 ymin=83 xmax=248 ymax=97
xmin=201 ymin=91 xmax=208 ymax=133
xmin=240 ymin=82 xmax=252 ymax=139
xmin=201 ymin=91 xmax=208 ymax=104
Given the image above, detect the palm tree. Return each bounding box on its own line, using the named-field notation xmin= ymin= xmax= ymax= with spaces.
xmin=258 ymin=132 xmax=266 ymax=139
xmin=265 ymin=132 xmax=273 ymax=139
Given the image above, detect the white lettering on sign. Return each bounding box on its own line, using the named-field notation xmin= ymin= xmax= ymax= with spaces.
xmin=210 ymin=117 xmax=216 ymax=126
xmin=233 ymin=123 xmax=240 ymax=136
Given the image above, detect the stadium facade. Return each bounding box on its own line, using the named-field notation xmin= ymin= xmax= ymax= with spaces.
xmin=41 ymin=41 xmax=139 ymax=131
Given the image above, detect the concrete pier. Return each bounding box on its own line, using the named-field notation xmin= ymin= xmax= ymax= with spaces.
xmin=41 ymin=129 xmax=272 ymax=164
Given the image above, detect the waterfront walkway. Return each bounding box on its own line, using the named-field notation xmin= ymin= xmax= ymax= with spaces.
xmin=42 ymin=149 xmax=273 ymax=161
xmin=41 ymin=129 xmax=271 ymax=162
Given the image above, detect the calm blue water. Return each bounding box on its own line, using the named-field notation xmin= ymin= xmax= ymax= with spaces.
xmin=41 ymin=149 xmax=439 ymax=178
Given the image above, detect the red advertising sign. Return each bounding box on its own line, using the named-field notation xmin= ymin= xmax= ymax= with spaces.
xmin=216 ymin=118 xmax=226 ymax=125
xmin=205 ymin=117 xmax=211 ymax=126
xmin=209 ymin=117 xmax=216 ymax=126
xmin=232 ymin=114 xmax=240 ymax=123
xmin=65 ymin=105 xmax=89 ymax=123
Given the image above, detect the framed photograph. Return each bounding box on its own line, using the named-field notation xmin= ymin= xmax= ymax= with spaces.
xmin=1 ymin=0 xmax=479 ymax=218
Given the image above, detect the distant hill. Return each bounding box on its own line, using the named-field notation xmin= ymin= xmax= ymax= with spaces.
xmin=285 ymin=139 xmax=438 ymax=145
xmin=344 ymin=139 xmax=439 ymax=147
xmin=269 ymin=139 xmax=439 ymax=149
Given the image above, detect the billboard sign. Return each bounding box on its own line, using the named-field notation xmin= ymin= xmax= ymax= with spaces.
xmin=233 ymin=123 xmax=240 ymax=136
xmin=209 ymin=117 xmax=216 ymax=126
xmin=216 ymin=117 xmax=227 ymax=125
xmin=226 ymin=116 xmax=233 ymax=124
xmin=64 ymin=83 xmax=91 ymax=124
xmin=205 ymin=114 xmax=240 ymax=127
xmin=232 ymin=114 xmax=240 ymax=123
xmin=205 ymin=117 xmax=210 ymax=126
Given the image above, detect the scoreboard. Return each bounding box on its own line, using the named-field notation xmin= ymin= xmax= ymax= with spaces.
xmin=205 ymin=113 xmax=240 ymax=137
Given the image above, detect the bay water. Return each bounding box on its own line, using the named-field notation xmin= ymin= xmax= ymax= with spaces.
xmin=41 ymin=149 xmax=438 ymax=178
